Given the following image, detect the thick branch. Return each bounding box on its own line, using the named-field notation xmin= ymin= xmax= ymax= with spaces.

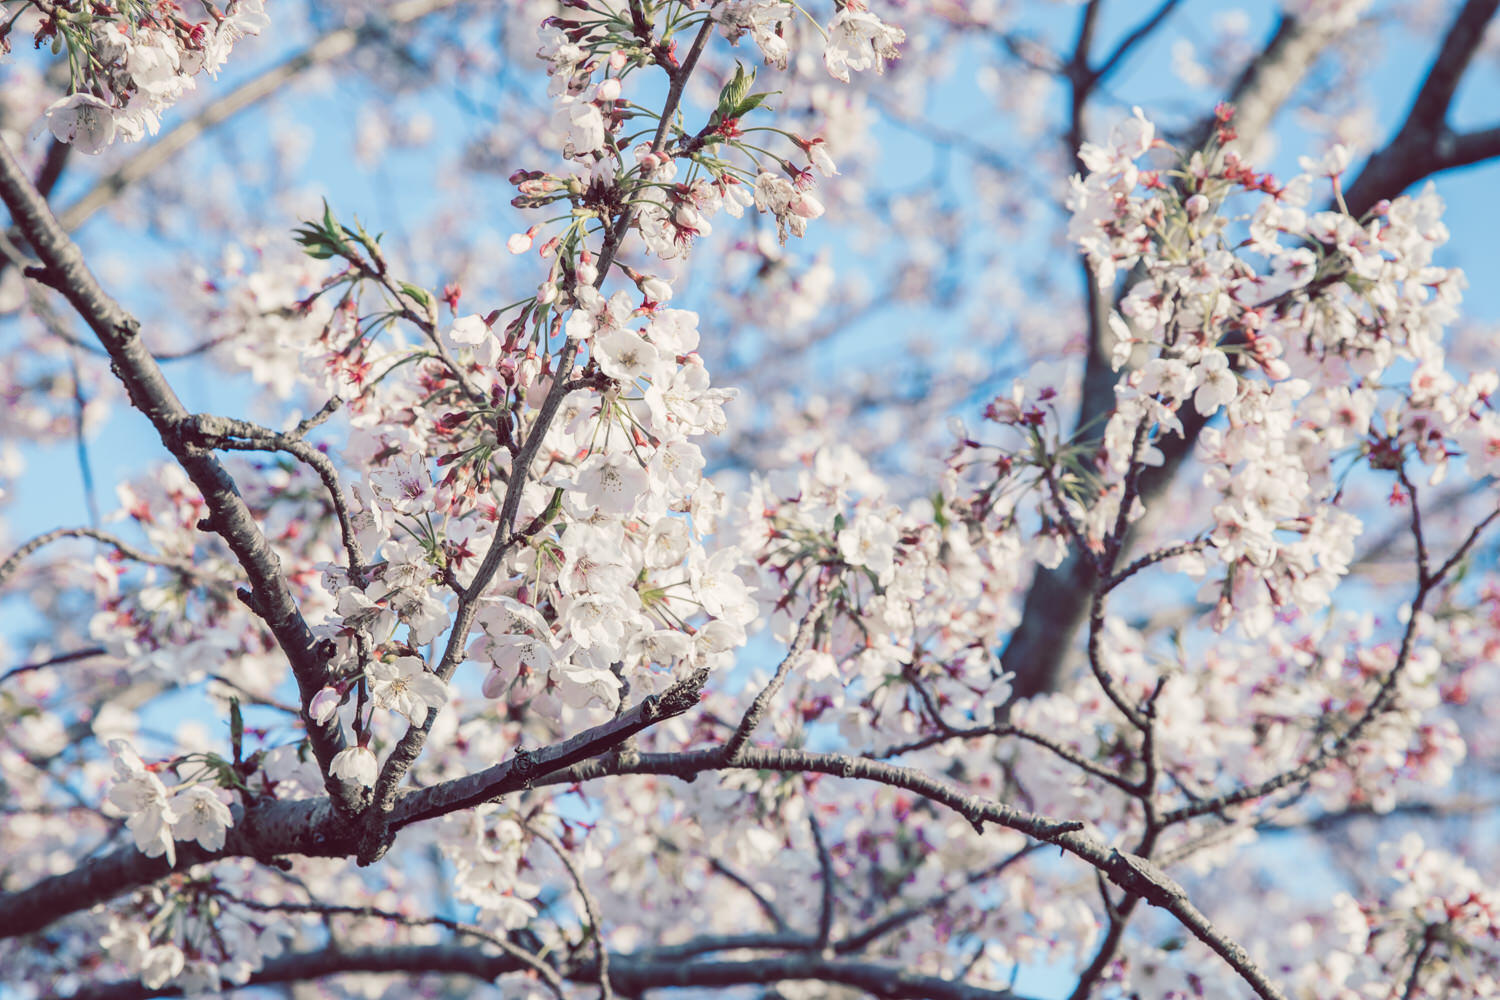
xmin=536 ymin=747 xmax=1286 ymax=1000
xmin=0 ymin=669 xmax=708 ymax=939
xmin=0 ymin=138 xmax=355 ymax=806
xmin=0 ymin=797 xmax=347 ymax=940
xmin=5 ymin=736 xmax=1288 ymax=997
xmin=65 ymin=945 xmax=1037 ymax=1000
xmin=1343 ymin=0 xmax=1500 ymax=216
xmin=1006 ymin=12 xmax=1399 ymax=699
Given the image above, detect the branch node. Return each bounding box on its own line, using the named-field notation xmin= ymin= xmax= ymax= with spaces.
xmin=1104 ymin=848 xmax=1181 ymax=909
xmin=511 ymin=747 xmax=537 ymax=788
xmin=22 ymin=263 xmax=62 ymax=289
xmin=236 ymin=586 xmax=267 ymax=619
xmin=355 ymin=814 xmax=394 ymax=867
xmin=964 ymin=804 xmax=985 ymax=834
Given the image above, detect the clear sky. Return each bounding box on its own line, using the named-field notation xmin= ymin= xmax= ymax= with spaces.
xmin=4 ymin=3 xmax=1500 ymax=995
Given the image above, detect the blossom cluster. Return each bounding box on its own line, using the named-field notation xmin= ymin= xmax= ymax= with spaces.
xmin=13 ymin=3 xmax=1500 ymax=1000
xmin=1068 ymin=107 xmax=1495 ymax=637
xmin=34 ymin=0 xmax=268 ymax=154
xmin=725 ymin=443 xmax=1021 ymax=745
xmin=104 ymin=740 xmax=233 ymax=870
xmin=1289 ymin=835 xmax=1500 ymax=998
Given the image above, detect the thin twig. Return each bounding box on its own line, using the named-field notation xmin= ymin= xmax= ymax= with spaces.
xmin=0 ymin=646 xmax=109 ymax=687
xmin=64 ymin=350 xmax=100 ymax=527
xmin=0 ymin=526 xmax=200 ymax=590
xmin=709 ymin=858 xmax=792 ymax=934
xmin=835 ymin=844 xmax=1039 ymax=954
xmin=529 ymin=823 xmax=613 ymax=1000
xmin=1163 ymin=505 xmax=1500 ymax=825
xmin=177 ymin=413 xmax=368 ymax=585
xmin=363 ymin=15 xmax=720 ymax=834
xmin=723 ymin=592 xmax=831 ymax=763
xmin=1092 ymin=0 xmax=1185 ymax=83
xmin=210 ymin=891 xmax=565 ymax=998
xmin=1401 ymin=923 xmax=1439 ymax=1000
xmin=808 ymin=810 xmax=835 ymax=952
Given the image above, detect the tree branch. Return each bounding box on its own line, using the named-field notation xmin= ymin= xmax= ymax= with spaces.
xmin=1004 ymin=11 xmax=1353 ymax=700
xmin=206 ymin=891 xmax=565 ymax=998
xmin=4 ymin=713 xmax=1288 ymax=997
xmin=835 ymin=844 xmax=1039 ymax=954
xmin=177 ymin=411 xmax=367 ymax=584
xmin=0 ymin=669 xmax=708 ymax=940
xmin=1162 ymin=504 xmax=1500 ymax=825
xmin=0 ymin=646 xmax=109 ymax=687
xmin=0 ymin=137 xmax=357 ymax=809
xmin=708 ymin=857 xmax=793 ymax=934
xmin=808 ymin=810 xmax=835 ymax=952
xmin=1093 ymin=0 xmax=1185 ymax=84
xmin=529 ymin=823 xmax=613 ymax=1000
xmin=1401 ymin=923 xmax=1439 ymax=1000
xmin=0 ymin=526 xmax=199 ymax=590
xmin=535 ymin=747 xmax=1286 ymax=999
xmin=64 ymin=944 xmax=1040 ymax=1000
xmin=358 ymin=19 xmax=720 ymax=844
xmin=723 ymin=592 xmax=830 ymax=762
xmin=50 ymin=0 xmax=467 ymax=236
xmin=1343 ymin=0 xmax=1500 ymax=216
xmin=0 ymin=796 xmax=348 ymax=940
xmin=386 ymin=667 xmax=709 ymax=832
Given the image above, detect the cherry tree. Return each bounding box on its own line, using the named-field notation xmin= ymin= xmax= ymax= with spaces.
xmin=3 ymin=1 xmax=1500 ymax=998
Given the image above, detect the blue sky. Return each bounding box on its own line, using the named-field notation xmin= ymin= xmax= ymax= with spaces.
xmin=5 ymin=2 xmax=1500 ymax=996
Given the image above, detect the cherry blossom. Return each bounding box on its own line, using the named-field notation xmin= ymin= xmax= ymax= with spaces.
xmin=6 ymin=3 xmax=1500 ymax=999
xmin=368 ymin=655 xmax=449 ymax=724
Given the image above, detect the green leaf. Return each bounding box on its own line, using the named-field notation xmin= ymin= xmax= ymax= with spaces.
xmin=717 ymin=62 xmax=755 ymax=119
xmin=292 ymin=226 xmax=333 ymax=259
xmin=532 ymin=487 xmax=564 ymax=531
xmin=320 ymin=199 xmax=339 ymax=239
xmin=734 ymin=91 xmax=775 ymax=118
xmin=931 ymin=492 xmax=948 ymax=529
xmin=400 ymin=282 xmax=433 ymax=309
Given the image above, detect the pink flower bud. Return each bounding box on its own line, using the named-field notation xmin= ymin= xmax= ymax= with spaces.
xmin=507 ymin=226 xmax=538 ymax=254
xmin=790 ymin=192 xmax=824 ymax=220
xmin=482 ymin=667 xmax=508 ymax=699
